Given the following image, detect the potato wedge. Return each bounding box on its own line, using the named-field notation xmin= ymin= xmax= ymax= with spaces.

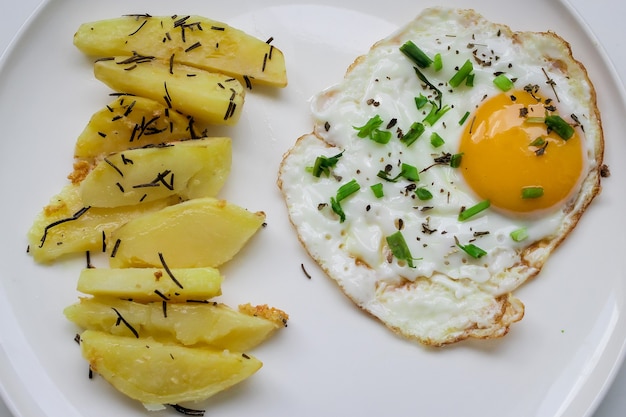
xmin=74 ymin=95 xmax=209 ymax=162
xmin=78 ymin=137 xmax=231 ymax=207
xmin=79 ymin=330 xmax=262 ymax=405
xmin=27 ymin=184 xmax=178 ymax=263
xmin=65 ymin=297 xmax=286 ymax=351
xmin=94 ymin=57 xmax=245 ymax=125
xmin=74 ymin=15 xmax=287 ymax=88
xmin=77 ymin=267 xmax=223 ymax=302
xmin=108 ymin=197 xmax=265 ymax=268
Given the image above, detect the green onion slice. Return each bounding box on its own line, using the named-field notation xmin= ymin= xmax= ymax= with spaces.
xmin=400 ymin=163 xmax=419 ymax=182
xmin=529 ymin=137 xmax=545 ymax=147
xmin=433 ymin=53 xmax=443 ymax=71
xmin=400 ymin=40 xmax=433 ymax=68
xmin=454 ymin=236 xmax=487 ymax=259
xmin=354 ymin=115 xmax=384 ymax=138
xmin=465 ymin=73 xmax=475 ymax=87
xmin=336 ymin=179 xmax=361 ymax=201
xmin=423 ymin=102 xmax=451 ymax=126
xmin=370 ymin=129 xmax=392 ymax=144
xmin=310 ymin=151 xmax=343 ymax=177
xmin=430 ymin=132 xmax=445 ymax=148
xmin=450 ymin=152 xmax=463 ymax=168
xmin=459 ymin=111 xmax=470 ymax=125
xmin=521 ymin=186 xmax=544 ymax=199
xmin=510 ymin=227 xmax=529 ymax=242
xmin=386 ymin=231 xmax=417 ymax=268
xmin=370 ymin=183 xmax=384 ymax=198
xmin=458 ymin=199 xmax=490 ymax=221
xmin=330 ymin=179 xmax=361 ymax=223
xmin=400 ymin=122 xmax=425 ymax=147
xmin=415 ymin=187 xmax=433 ymax=200
xmin=414 ymin=94 xmax=429 ymax=110
xmin=493 ymin=73 xmax=514 ymax=91
xmin=449 ymin=59 xmax=473 ymax=88
xmin=545 ymin=115 xmax=574 ymax=140
xmin=413 ymin=67 xmax=443 ymax=109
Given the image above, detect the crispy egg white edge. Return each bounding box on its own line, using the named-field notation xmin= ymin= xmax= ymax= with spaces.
xmin=278 ymin=7 xmax=604 ymax=346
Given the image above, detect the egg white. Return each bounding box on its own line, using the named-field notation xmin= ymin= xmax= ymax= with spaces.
xmin=278 ymin=7 xmax=603 ymax=345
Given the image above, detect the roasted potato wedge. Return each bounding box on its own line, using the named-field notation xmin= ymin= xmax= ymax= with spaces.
xmin=66 ymin=297 xmax=286 ymax=351
xmin=77 ymin=267 xmax=223 ymax=302
xmin=78 ymin=137 xmax=231 ymax=207
xmin=108 ymin=197 xmax=265 ymax=268
xmin=79 ymin=330 xmax=262 ymax=405
xmin=74 ymin=95 xmax=209 ymax=162
xmin=27 ymin=184 xmax=178 ymax=263
xmin=94 ymin=57 xmax=245 ymax=125
xmin=74 ymin=15 xmax=287 ymax=88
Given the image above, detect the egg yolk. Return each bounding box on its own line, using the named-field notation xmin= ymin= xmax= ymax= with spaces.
xmin=458 ymin=90 xmax=584 ymax=215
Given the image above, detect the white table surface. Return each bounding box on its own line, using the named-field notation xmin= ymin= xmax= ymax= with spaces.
xmin=0 ymin=1 xmax=624 ymax=416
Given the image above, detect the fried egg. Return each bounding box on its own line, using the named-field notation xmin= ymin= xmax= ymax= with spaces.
xmin=278 ymin=7 xmax=604 ymax=346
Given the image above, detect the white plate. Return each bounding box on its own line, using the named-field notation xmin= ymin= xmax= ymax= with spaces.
xmin=0 ymin=1 xmax=625 ymax=416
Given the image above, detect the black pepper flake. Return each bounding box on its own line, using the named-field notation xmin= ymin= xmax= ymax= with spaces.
xmin=301 ymin=263 xmax=312 ymax=279
xmin=601 ymin=164 xmax=611 ymax=178
xmin=324 ymin=121 xmax=331 ymax=131
xmin=98 ymin=132 xmax=107 ymax=138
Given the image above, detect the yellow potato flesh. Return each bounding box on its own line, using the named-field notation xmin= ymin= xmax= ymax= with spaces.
xmin=79 ymin=137 xmax=232 ymax=207
xmin=77 ymin=268 xmax=223 ymax=302
xmin=27 ymin=184 xmax=178 ymax=263
xmin=74 ymin=95 xmax=209 ymax=162
xmin=65 ymin=297 xmax=281 ymax=351
xmin=79 ymin=330 xmax=262 ymax=405
xmin=109 ymin=197 xmax=266 ymax=268
xmin=74 ymin=15 xmax=287 ymax=88
xmin=94 ymin=58 xmax=245 ymax=126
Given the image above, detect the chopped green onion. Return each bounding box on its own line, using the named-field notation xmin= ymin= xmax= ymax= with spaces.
xmin=400 ymin=122 xmax=425 ymax=147
xmin=336 ymin=179 xmax=361 ymax=201
xmin=430 ymin=132 xmax=445 ymax=148
xmin=400 ymin=163 xmax=419 ymax=182
xmin=458 ymin=199 xmax=490 ymax=222
xmin=413 ymin=67 xmax=443 ymax=110
xmin=521 ymin=186 xmax=544 ymax=199
xmin=545 ymin=115 xmax=574 ymax=140
xmin=525 ymin=117 xmax=545 ymax=124
xmin=529 ymin=137 xmax=546 ymax=147
xmin=414 ymin=94 xmax=428 ymax=110
xmin=454 ymin=236 xmax=487 ymax=259
xmin=459 ymin=111 xmax=470 ymax=125
xmin=330 ymin=197 xmax=346 ymax=222
xmin=354 ymin=115 xmax=384 ymax=138
xmin=415 ymin=187 xmax=433 ymax=200
xmin=433 ymin=53 xmax=443 ymax=71
xmin=370 ymin=129 xmax=392 ymax=144
xmin=399 ymin=40 xmax=433 ymax=68
xmin=310 ymin=151 xmax=343 ymax=177
xmin=423 ymin=101 xmax=451 ymax=126
xmin=465 ymin=73 xmax=475 ymax=87
xmin=510 ymin=227 xmax=529 ymax=242
xmin=386 ymin=231 xmax=417 ymax=268
xmin=370 ymin=183 xmax=384 ymax=198
xmin=448 ymin=60 xmax=473 ymax=88
xmin=330 ymin=179 xmax=361 ymax=223
xmin=377 ymin=163 xmax=419 ymax=182
xmin=493 ymin=73 xmax=514 ymax=91
xmin=450 ymin=152 xmax=463 ymax=168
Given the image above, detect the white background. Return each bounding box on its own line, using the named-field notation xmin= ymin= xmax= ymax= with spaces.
xmin=0 ymin=1 xmax=624 ymax=416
